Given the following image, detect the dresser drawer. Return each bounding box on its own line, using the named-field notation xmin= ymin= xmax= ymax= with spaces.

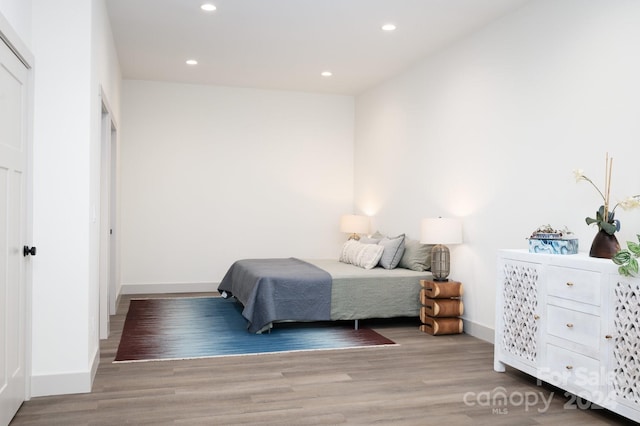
xmin=545 ymin=343 xmax=601 ymax=388
xmin=547 ymin=265 xmax=601 ymax=306
xmin=547 ymin=304 xmax=599 ymax=349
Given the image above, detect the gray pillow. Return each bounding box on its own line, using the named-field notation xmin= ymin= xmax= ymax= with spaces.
xmin=371 ymin=230 xmax=385 ymax=240
xmin=399 ymin=238 xmax=433 ymax=271
xmin=378 ymin=234 xmax=406 ymax=269
xmin=359 ymin=236 xmax=381 ymax=244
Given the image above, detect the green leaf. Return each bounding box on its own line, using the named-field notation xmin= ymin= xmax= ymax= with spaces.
xmin=630 ymin=258 xmax=639 ymax=275
xmin=613 ymin=250 xmax=631 ymax=265
xmin=585 ymin=217 xmax=597 ymax=226
xmin=600 ymin=221 xmax=617 ymax=235
xmin=629 ymin=241 xmax=640 ymax=256
xmin=619 ymin=265 xmax=631 ymax=276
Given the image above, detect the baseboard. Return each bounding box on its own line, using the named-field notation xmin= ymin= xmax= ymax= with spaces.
xmin=30 ymin=347 xmax=100 ymax=397
xmin=111 ymin=292 xmax=122 ymax=315
xmin=90 ymin=345 xmax=99 ymax=387
xmin=121 ymin=281 xmax=218 ymax=295
xmin=462 ymin=318 xmax=495 ymax=344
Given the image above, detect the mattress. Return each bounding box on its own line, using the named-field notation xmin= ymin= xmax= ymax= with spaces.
xmin=304 ymin=259 xmax=433 ymax=320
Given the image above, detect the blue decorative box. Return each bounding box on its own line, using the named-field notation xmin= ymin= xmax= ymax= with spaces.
xmin=528 ymin=238 xmax=578 ymax=255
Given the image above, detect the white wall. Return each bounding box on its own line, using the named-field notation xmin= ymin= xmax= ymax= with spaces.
xmin=31 ymin=0 xmax=93 ymax=395
xmin=89 ymin=0 xmax=121 ymax=365
xmin=93 ymin=0 xmax=121 ymax=122
xmin=120 ymin=81 xmax=354 ymax=291
xmin=355 ymin=0 xmax=640 ymax=341
xmin=0 ymin=0 xmax=30 ymax=46
xmin=30 ymin=0 xmax=121 ymax=396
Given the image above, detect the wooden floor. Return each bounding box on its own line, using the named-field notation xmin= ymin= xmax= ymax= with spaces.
xmin=11 ymin=294 xmax=634 ymax=425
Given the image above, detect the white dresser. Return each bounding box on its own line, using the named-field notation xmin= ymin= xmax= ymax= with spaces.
xmin=494 ymin=249 xmax=640 ymax=422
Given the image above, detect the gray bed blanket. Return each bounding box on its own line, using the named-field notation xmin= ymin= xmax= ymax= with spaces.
xmin=217 ymin=258 xmax=332 ymax=333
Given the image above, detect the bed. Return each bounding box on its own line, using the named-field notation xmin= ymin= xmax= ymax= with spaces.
xmin=217 ymin=254 xmax=433 ymax=333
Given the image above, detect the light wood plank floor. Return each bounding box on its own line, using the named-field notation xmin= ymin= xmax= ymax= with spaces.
xmin=11 ymin=294 xmax=634 ymax=425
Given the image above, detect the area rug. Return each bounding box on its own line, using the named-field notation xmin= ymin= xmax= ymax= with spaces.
xmin=114 ymin=297 xmax=395 ymax=362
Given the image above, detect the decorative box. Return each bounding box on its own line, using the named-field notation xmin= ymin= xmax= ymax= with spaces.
xmin=528 ymin=238 xmax=578 ymax=255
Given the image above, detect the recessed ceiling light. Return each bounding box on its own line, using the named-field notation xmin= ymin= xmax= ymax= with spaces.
xmin=382 ymin=23 xmax=397 ymax=31
xmin=201 ymin=3 xmax=216 ymax=12
xmin=321 ymin=71 xmax=333 ymax=77
xmin=186 ymin=59 xmax=198 ymax=65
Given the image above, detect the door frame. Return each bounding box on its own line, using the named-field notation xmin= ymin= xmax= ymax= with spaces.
xmin=0 ymin=11 xmax=35 ymax=402
xmin=109 ymin=122 xmax=119 ymax=316
xmin=99 ymin=89 xmax=119 ymax=339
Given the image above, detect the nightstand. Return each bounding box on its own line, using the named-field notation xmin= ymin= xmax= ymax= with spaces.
xmin=419 ymin=280 xmax=464 ymax=335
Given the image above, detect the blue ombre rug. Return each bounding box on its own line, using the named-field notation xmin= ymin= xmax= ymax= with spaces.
xmin=114 ymin=297 xmax=395 ymax=362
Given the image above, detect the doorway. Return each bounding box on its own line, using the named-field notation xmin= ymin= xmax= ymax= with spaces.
xmin=99 ymin=95 xmax=118 ymax=339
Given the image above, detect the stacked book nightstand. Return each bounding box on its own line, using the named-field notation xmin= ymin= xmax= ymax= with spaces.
xmin=419 ymin=280 xmax=464 ymax=335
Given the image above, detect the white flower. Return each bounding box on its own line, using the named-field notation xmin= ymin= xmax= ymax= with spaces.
xmin=618 ymin=196 xmax=640 ymax=211
xmin=575 ymin=155 xmax=640 ymax=235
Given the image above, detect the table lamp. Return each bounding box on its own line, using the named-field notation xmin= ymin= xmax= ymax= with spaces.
xmin=420 ymin=217 xmax=463 ymax=281
xmin=340 ymin=214 xmax=370 ymax=240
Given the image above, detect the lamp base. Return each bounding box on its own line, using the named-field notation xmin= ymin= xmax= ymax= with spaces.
xmin=430 ymin=244 xmax=451 ymax=281
xmin=348 ymin=233 xmax=360 ymax=241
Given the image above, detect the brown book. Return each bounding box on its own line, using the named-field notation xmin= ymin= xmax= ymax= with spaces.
xmin=421 ymin=298 xmax=464 ymax=318
xmin=420 ymin=317 xmax=463 ymax=335
xmin=420 ymin=280 xmax=463 ymax=299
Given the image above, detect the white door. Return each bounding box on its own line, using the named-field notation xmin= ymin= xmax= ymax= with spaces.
xmin=0 ymin=37 xmax=29 ymax=425
xmin=99 ymin=106 xmax=114 ymax=339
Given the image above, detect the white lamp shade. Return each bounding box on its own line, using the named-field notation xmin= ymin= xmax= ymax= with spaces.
xmin=420 ymin=217 xmax=463 ymax=245
xmin=340 ymin=214 xmax=370 ymax=235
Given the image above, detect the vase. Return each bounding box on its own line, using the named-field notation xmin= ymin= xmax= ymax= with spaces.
xmin=589 ymin=230 xmax=620 ymax=259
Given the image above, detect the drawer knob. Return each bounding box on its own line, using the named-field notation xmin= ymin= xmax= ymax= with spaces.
xmin=566 ymin=282 xmax=574 ymax=287
xmin=533 ymin=315 xmax=540 ymax=320
xmin=566 ymin=365 xmax=573 ymax=370
xmin=605 ymin=335 xmax=613 ymax=340
xmin=566 ymin=323 xmax=574 ymax=328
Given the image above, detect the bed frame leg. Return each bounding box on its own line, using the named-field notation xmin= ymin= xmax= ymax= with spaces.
xmin=354 ymin=319 xmax=359 ymax=330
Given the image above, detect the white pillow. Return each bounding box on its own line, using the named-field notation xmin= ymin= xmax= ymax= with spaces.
xmin=339 ymin=240 xmax=384 ymax=269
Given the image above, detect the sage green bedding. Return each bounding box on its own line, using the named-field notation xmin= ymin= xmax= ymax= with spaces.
xmin=305 ymin=259 xmax=433 ymax=320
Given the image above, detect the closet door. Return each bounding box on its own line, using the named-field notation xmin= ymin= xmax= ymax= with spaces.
xmin=0 ymin=35 xmax=29 ymax=426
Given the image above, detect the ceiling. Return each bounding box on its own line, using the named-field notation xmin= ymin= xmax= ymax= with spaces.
xmin=105 ymin=0 xmax=531 ymax=95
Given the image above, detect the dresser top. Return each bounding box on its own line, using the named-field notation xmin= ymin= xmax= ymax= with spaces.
xmin=498 ymin=249 xmax=620 ymax=273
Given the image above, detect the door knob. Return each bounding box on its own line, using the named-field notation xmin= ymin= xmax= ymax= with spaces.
xmin=23 ymin=246 xmax=36 ymax=257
